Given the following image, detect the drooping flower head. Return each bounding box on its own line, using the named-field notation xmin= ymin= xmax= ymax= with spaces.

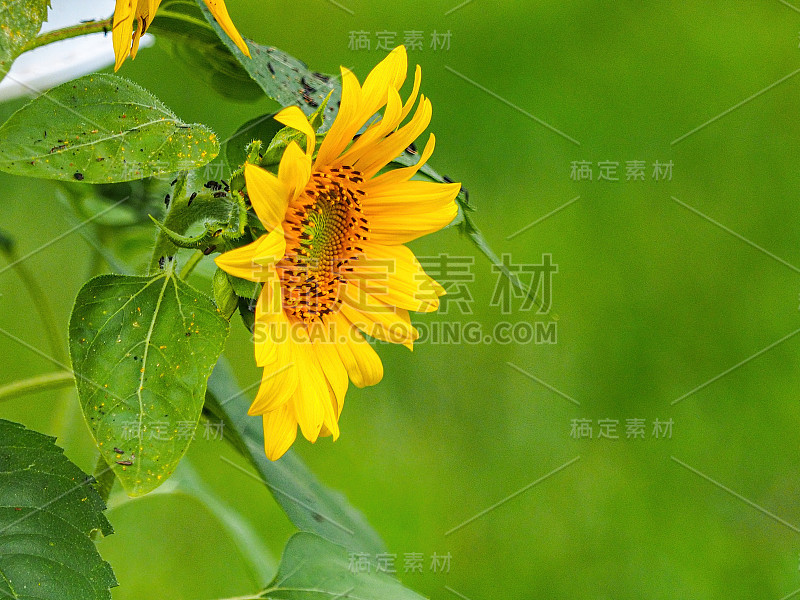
xmin=112 ymin=0 xmax=250 ymax=71
xmin=216 ymin=46 xmax=460 ymax=460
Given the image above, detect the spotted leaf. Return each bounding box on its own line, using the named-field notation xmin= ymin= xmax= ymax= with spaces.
xmin=0 ymin=74 xmax=219 ymax=183
xmin=69 ymin=270 xmax=229 ymax=496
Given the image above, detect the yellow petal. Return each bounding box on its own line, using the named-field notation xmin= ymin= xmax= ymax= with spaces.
xmin=112 ymin=0 xmax=136 ymax=71
xmin=248 ymin=357 xmax=297 ymax=414
xmin=129 ymin=19 xmax=144 ymax=60
xmin=214 ymin=228 xmax=285 ymax=282
xmin=312 ymin=334 xmax=348 ymax=419
xmin=345 ymin=242 xmax=442 ymax=312
xmin=253 ymin=267 xmax=283 ymax=320
xmin=364 ymin=179 xmax=460 ymax=210
xmin=262 ymin=404 xmax=297 ymax=460
xmin=362 ymin=134 xmax=435 ymax=190
xmin=354 ymin=96 xmax=432 ymax=178
xmin=202 ymin=0 xmax=251 ymax=57
xmin=244 ymin=163 xmax=290 ymax=231
xmin=363 ymin=181 xmax=460 ymax=244
xmin=330 ymin=312 xmax=384 ymax=387
xmin=400 ymin=64 xmax=422 ymax=122
xmin=278 ymin=142 xmax=312 ymax=202
xmin=357 ymin=46 xmax=407 ymax=125
xmin=254 ymin=303 xmax=293 ymax=364
xmin=275 ymin=106 xmax=316 ymax=157
xmin=334 ymin=86 xmax=404 ymax=167
xmin=291 ymin=337 xmax=328 ymax=443
xmin=314 ymin=67 xmax=363 ymax=168
xmin=339 ymin=283 xmax=418 ymax=348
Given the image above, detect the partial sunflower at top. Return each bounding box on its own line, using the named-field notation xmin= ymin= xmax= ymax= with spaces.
xmin=112 ymin=0 xmax=251 ymax=71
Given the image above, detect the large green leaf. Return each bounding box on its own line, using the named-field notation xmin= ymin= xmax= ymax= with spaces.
xmin=0 ymin=74 xmax=219 ymax=183
xmin=149 ymin=0 xmax=262 ymax=101
xmin=69 ymin=271 xmax=229 ymax=496
xmin=196 ymin=1 xmax=341 ymax=131
xmin=0 ymin=419 xmax=117 ymax=600
xmin=0 ymin=0 xmax=48 ymax=80
xmin=205 ymin=359 xmax=387 ymax=556
xmin=258 ymin=533 xmax=425 ymax=600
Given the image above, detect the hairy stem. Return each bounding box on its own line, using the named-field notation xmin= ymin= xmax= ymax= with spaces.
xmin=180 ymin=250 xmax=204 ymax=280
xmin=22 ymin=16 xmax=114 ymax=53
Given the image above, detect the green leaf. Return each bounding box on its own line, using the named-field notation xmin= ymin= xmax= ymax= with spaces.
xmin=259 ymin=533 xmax=425 ymax=600
xmin=149 ymin=0 xmax=262 ymax=102
xmin=196 ymin=1 xmax=341 ymax=132
xmin=0 ymin=418 xmax=117 ymax=600
xmin=0 ymin=74 xmax=219 ymax=183
xmin=69 ymin=270 xmax=229 ymax=496
xmin=0 ymin=0 xmax=49 ymax=80
xmin=205 ymin=359 xmax=388 ymax=556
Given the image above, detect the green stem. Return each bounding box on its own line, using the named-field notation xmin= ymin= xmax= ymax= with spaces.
xmin=22 ymin=16 xmax=114 ymax=53
xmin=180 ymin=250 xmax=204 ymax=280
xmin=0 ymin=371 xmax=74 ymax=402
xmin=2 ymin=248 xmax=69 ymax=366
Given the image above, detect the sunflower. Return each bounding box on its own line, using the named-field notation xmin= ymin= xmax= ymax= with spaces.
xmin=112 ymin=0 xmax=251 ymax=71
xmin=215 ymin=46 xmax=460 ymax=460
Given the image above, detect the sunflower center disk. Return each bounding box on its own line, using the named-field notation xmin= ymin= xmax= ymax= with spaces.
xmin=279 ymin=167 xmax=369 ymax=324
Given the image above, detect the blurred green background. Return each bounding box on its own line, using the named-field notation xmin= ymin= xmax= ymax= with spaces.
xmin=3 ymin=0 xmax=800 ymax=597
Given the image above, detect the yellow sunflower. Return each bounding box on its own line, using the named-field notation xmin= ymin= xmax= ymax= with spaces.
xmin=112 ymin=0 xmax=251 ymax=71
xmin=215 ymin=45 xmax=460 ymax=460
